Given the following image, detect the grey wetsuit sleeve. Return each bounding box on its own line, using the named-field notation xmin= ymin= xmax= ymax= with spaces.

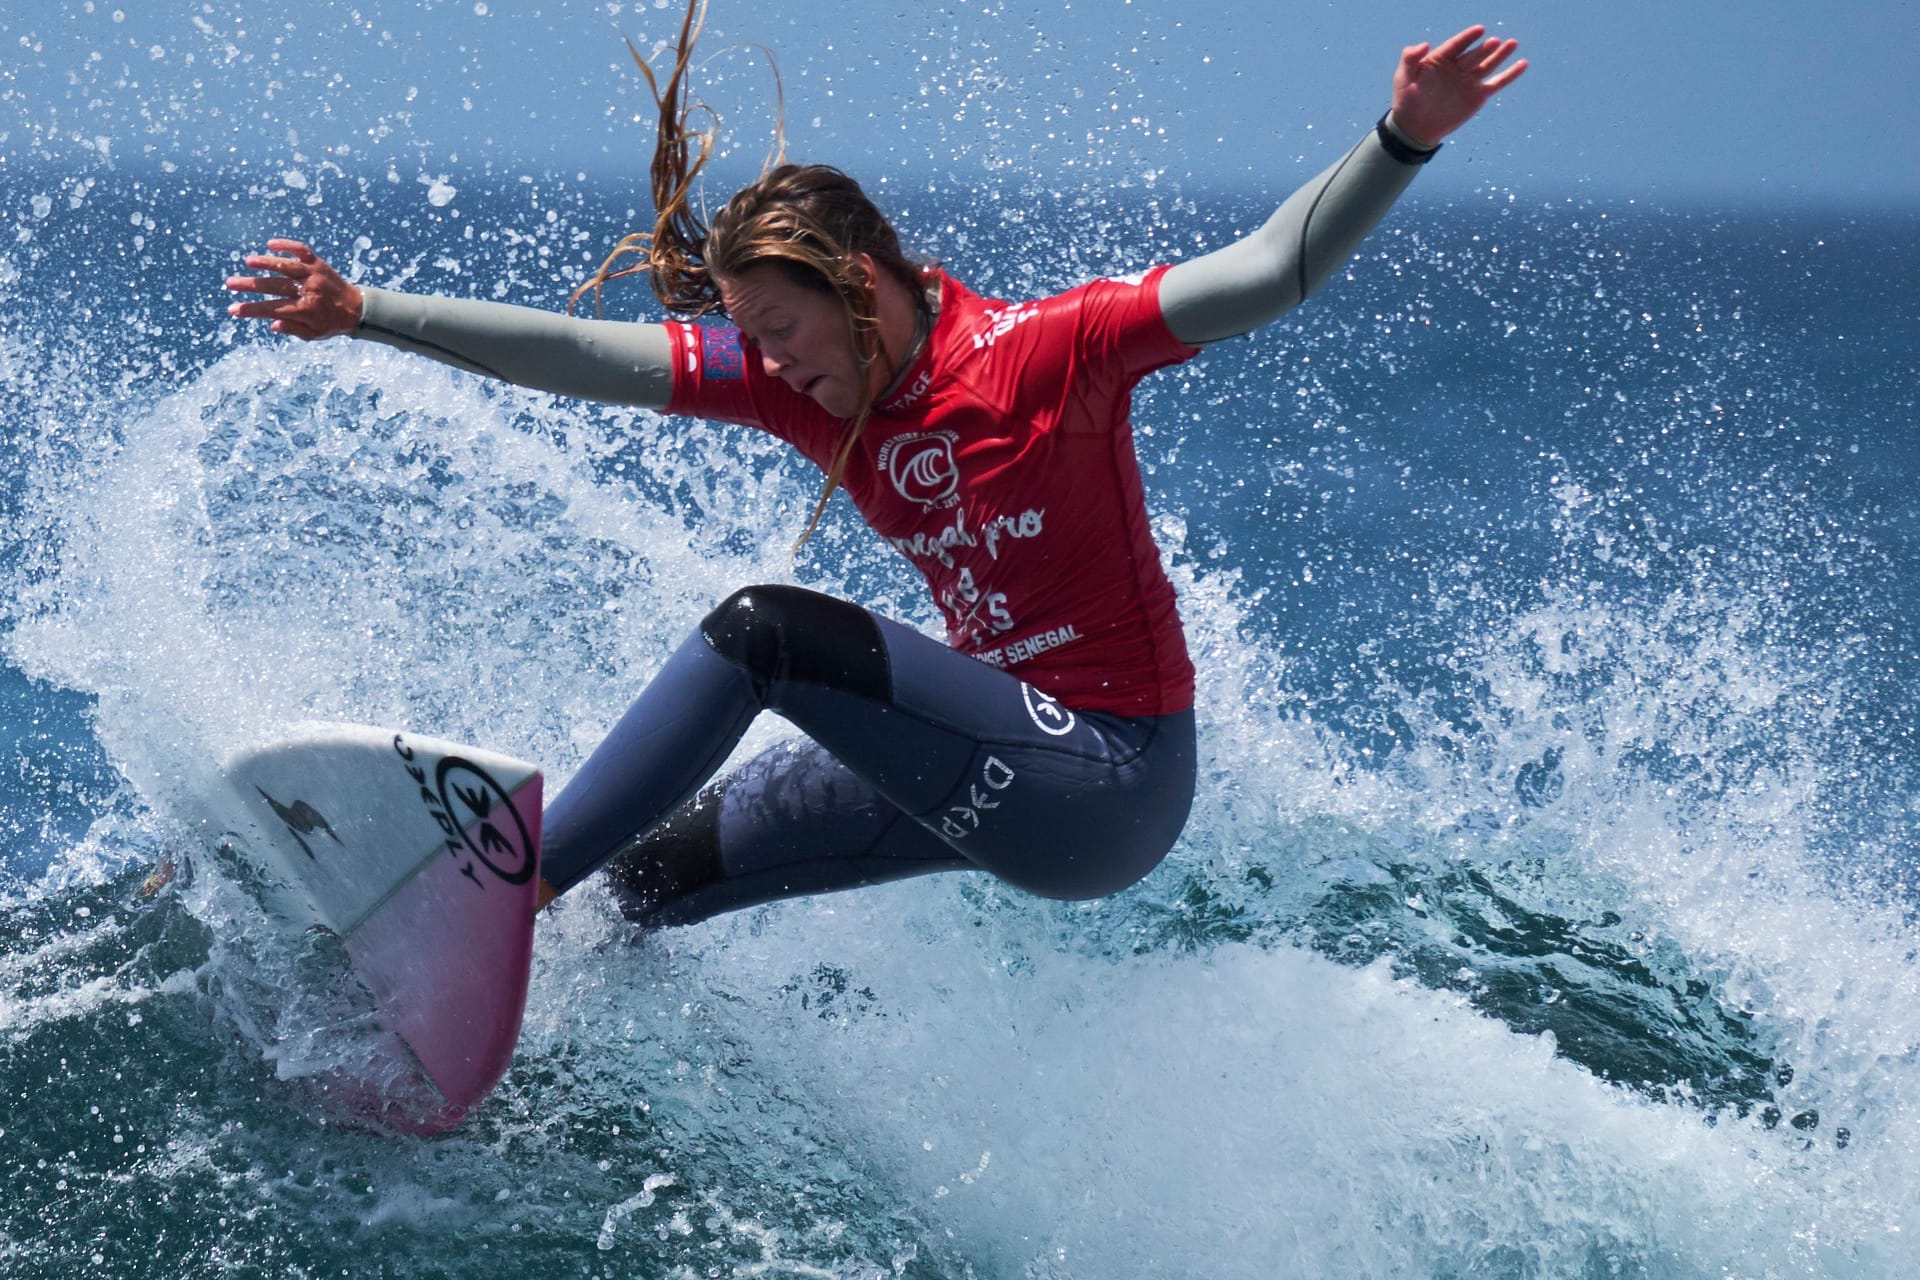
xmin=1158 ymin=116 xmax=1430 ymax=346
xmin=354 ymin=287 xmax=676 ymax=408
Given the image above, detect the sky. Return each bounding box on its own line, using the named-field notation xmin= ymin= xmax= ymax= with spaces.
xmin=1 ymin=0 xmax=1916 ymax=210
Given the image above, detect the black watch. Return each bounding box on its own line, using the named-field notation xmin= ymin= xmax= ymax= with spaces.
xmin=1375 ymin=113 xmax=1441 ymax=165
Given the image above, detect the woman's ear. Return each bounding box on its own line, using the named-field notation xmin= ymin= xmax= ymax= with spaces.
xmin=851 ymin=252 xmax=879 ymax=290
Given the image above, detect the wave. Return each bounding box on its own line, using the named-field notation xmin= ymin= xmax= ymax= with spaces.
xmin=0 ymin=282 xmax=1916 ymax=1274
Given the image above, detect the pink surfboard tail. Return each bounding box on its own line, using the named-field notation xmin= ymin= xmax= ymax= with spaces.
xmin=341 ymin=774 xmax=544 ymax=1133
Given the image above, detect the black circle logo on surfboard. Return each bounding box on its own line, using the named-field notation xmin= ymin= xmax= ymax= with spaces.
xmin=436 ymin=757 xmax=537 ymax=885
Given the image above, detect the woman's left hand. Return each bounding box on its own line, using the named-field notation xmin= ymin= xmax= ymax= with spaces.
xmin=1390 ymin=25 xmax=1527 ymax=148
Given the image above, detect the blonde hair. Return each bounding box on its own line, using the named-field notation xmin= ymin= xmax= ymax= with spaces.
xmin=574 ymin=0 xmax=927 ymax=549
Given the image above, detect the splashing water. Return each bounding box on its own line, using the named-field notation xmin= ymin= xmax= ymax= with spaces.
xmin=4 ymin=5 xmax=1920 ymax=1274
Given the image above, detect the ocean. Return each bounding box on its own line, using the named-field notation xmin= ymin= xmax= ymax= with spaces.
xmin=3 ymin=128 xmax=1920 ymax=1276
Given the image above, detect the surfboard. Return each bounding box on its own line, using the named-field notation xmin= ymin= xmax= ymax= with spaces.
xmin=212 ymin=722 xmax=544 ymax=1134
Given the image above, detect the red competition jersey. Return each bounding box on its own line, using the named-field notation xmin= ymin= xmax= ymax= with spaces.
xmin=665 ymin=267 xmax=1200 ymax=716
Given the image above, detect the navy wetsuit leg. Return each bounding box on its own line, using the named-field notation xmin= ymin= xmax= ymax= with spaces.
xmin=602 ymin=740 xmax=973 ymax=926
xmin=539 ymin=584 xmax=1196 ymax=923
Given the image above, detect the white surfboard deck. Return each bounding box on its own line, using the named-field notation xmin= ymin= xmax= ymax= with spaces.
xmin=214 ymin=722 xmax=543 ymax=1133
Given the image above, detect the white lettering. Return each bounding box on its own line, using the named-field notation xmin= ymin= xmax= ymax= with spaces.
xmin=981 ymin=507 xmax=1045 ymax=560
xmin=938 ymin=756 xmax=1017 ymax=841
xmin=937 ymin=562 xmax=1015 ymax=640
xmin=945 ymin=586 xmax=1014 ymax=639
xmin=883 ymin=367 xmax=933 ymax=410
xmin=888 ymin=506 xmax=977 ymax=568
xmin=974 ymin=624 xmax=1085 ymax=670
xmin=971 ymin=302 xmax=1038 ymax=351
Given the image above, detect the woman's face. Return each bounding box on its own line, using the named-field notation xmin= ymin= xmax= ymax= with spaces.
xmin=719 ymin=263 xmax=864 ymax=419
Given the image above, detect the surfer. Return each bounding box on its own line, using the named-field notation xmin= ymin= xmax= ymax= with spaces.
xmin=226 ymin=8 xmax=1524 ymax=926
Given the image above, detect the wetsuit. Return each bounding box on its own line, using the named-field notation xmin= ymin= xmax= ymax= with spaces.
xmin=351 ymin=117 xmax=1437 ymax=924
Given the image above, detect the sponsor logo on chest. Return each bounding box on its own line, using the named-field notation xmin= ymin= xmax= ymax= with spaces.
xmin=973 ymin=301 xmax=1038 ymax=350
xmin=875 ymin=429 xmax=961 ymax=510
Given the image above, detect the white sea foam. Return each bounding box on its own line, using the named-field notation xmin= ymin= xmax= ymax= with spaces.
xmin=521 ymin=877 xmax=1903 ymax=1277
xmin=6 ymin=229 xmax=1920 ymax=1277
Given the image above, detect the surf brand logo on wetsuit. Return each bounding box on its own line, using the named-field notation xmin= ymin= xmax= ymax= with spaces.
xmin=876 ymin=430 xmax=960 ymax=509
xmin=1021 ymin=683 xmax=1077 ymax=736
xmin=938 ymin=755 xmax=1016 ymax=842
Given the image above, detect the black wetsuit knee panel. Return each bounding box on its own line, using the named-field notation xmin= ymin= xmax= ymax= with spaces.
xmin=701 ymin=585 xmax=893 ymax=703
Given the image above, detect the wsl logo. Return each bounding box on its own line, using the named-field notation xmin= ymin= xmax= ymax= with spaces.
xmin=876 ymin=430 xmax=961 ymax=510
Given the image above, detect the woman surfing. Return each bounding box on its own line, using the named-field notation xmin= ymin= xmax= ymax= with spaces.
xmin=226 ymin=4 xmax=1525 ymax=928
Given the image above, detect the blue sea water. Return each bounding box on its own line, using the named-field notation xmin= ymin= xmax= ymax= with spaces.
xmin=3 ymin=96 xmax=1920 ymax=1280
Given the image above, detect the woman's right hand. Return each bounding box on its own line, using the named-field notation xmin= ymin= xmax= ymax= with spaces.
xmin=225 ymin=239 xmax=363 ymax=340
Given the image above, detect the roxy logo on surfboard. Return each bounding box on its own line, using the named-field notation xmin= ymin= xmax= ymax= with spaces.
xmin=877 ymin=430 xmax=960 ymax=509
xmin=393 ymin=734 xmax=537 ymax=888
